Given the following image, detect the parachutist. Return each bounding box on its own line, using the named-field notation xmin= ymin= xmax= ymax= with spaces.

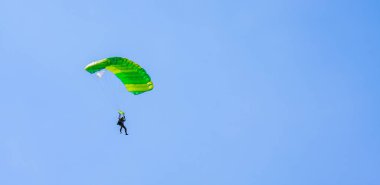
xmin=85 ymin=57 xmax=153 ymax=135
xmin=117 ymin=112 xmax=128 ymax=135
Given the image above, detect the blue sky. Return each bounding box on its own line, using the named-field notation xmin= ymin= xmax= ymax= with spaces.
xmin=1 ymin=0 xmax=380 ymax=184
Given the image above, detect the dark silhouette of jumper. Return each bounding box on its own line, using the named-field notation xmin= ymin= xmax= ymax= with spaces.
xmin=117 ymin=112 xmax=128 ymax=135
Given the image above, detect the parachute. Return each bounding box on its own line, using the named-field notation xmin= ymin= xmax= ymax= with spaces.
xmin=85 ymin=57 xmax=153 ymax=95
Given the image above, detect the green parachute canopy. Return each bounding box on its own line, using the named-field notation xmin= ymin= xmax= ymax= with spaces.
xmin=85 ymin=57 xmax=153 ymax=95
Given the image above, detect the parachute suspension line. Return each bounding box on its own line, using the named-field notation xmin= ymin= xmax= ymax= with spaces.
xmin=96 ymin=71 xmax=122 ymax=112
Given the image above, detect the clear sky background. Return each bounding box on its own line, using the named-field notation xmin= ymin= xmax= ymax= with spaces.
xmin=1 ymin=0 xmax=379 ymax=185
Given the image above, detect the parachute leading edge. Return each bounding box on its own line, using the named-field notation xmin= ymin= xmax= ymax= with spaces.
xmin=85 ymin=57 xmax=153 ymax=95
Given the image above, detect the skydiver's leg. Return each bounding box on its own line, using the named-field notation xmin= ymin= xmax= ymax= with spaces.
xmin=123 ymin=126 xmax=128 ymax=135
xmin=120 ymin=126 xmax=122 ymax=134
